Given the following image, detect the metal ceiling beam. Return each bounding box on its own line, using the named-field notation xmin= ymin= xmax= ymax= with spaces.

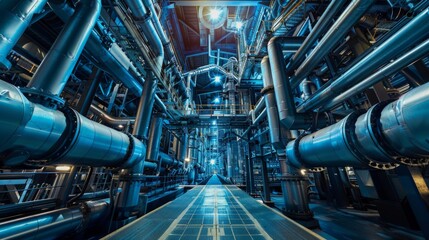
xmin=170 ymin=0 xmax=269 ymax=7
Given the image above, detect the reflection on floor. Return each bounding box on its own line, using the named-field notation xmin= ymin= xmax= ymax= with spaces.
xmin=103 ymin=175 xmax=323 ymax=240
xmin=270 ymin=196 xmax=424 ymax=240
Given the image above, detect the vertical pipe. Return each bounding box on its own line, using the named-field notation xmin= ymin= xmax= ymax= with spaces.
xmin=27 ymin=0 xmax=101 ymax=96
xmin=76 ymin=68 xmax=102 ymax=115
xmin=0 ymin=0 xmax=48 ymax=70
xmin=146 ymin=113 xmax=164 ymax=174
xmin=133 ymin=73 xmax=158 ymax=140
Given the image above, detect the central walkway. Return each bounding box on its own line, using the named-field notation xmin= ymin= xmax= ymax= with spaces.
xmin=160 ymin=175 xmax=272 ymax=239
xmin=104 ymin=175 xmax=323 ymax=240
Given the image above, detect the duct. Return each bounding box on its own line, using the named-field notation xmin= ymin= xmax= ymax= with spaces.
xmin=124 ymin=0 xmax=164 ymax=70
xmin=297 ymin=7 xmax=429 ymax=112
xmin=261 ymin=56 xmax=290 ymax=150
xmin=0 ymin=80 xmax=145 ymax=168
xmin=0 ymin=199 xmax=109 ymax=240
xmin=90 ymin=105 xmax=135 ymax=126
xmin=27 ymin=0 xmax=101 ymax=97
xmin=290 ymin=0 xmax=374 ymax=88
xmin=267 ymin=37 xmax=313 ymax=129
xmin=182 ymin=64 xmax=239 ymax=81
xmin=146 ymin=114 xmax=164 ymax=174
xmin=287 ymin=82 xmax=429 ymax=169
xmin=0 ymin=0 xmax=48 ymax=70
xmin=323 ymin=38 xmax=429 ymax=110
xmin=47 ymin=1 xmax=167 ymax=114
xmin=287 ymin=0 xmax=348 ymax=73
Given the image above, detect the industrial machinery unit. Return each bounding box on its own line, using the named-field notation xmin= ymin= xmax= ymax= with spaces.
xmin=0 ymin=0 xmax=428 ymax=239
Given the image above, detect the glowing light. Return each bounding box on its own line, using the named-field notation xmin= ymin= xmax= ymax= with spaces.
xmin=214 ymin=76 xmax=221 ymax=83
xmin=56 ymin=165 xmax=71 ymax=171
xmin=185 ymin=158 xmax=191 ymax=162
xmin=118 ymin=124 xmax=124 ymax=129
xmin=212 ymin=120 xmax=217 ymax=125
xmin=210 ymin=159 xmax=216 ymax=165
xmin=214 ymin=97 xmax=220 ymax=103
xmin=300 ymin=169 xmax=307 ymax=175
xmin=235 ymin=21 xmax=243 ymax=29
xmin=209 ymin=8 xmax=222 ymax=20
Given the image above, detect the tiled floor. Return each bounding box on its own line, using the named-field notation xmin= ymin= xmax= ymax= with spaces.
xmin=163 ymin=177 xmax=270 ymax=239
xmin=104 ymin=175 xmax=323 ymax=240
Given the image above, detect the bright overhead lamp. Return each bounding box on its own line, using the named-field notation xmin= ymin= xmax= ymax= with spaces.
xmin=214 ymin=76 xmax=221 ymax=83
xmin=235 ymin=21 xmax=243 ymax=29
xmin=210 ymin=159 xmax=216 ymax=165
xmin=212 ymin=120 xmax=217 ymax=125
xmin=185 ymin=158 xmax=191 ymax=162
xmin=214 ymin=97 xmax=220 ymax=103
xmin=209 ymin=8 xmax=222 ymax=20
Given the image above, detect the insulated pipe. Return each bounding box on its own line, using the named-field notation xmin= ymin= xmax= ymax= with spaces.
xmin=133 ymin=73 xmax=158 ymax=140
xmin=0 ymin=80 xmax=145 ymax=168
xmin=124 ymin=0 xmax=164 ymax=70
xmin=287 ymin=82 xmax=429 ymax=169
xmin=297 ymin=7 xmax=429 ymax=112
xmin=267 ymin=37 xmax=312 ymax=129
xmin=27 ymin=0 xmax=101 ymax=96
xmin=159 ymin=152 xmax=182 ymax=167
xmin=290 ymin=0 xmax=374 ymax=88
xmin=323 ymin=38 xmax=429 ymax=110
xmin=146 ymin=114 xmax=164 ymax=169
xmin=47 ymin=1 xmax=167 ymax=113
xmin=261 ymin=56 xmax=290 ymax=150
xmin=0 ymin=0 xmax=48 ymax=70
xmin=177 ymin=133 xmax=189 ymax=163
xmin=0 ymin=199 xmax=109 ymax=240
xmin=287 ymin=0 xmax=348 ymax=73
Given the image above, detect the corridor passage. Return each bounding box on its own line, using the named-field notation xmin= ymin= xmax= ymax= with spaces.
xmin=104 ymin=175 xmax=323 ymax=240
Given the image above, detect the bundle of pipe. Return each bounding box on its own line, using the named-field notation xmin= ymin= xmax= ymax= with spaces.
xmin=297 ymin=7 xmax=429 ymax=112
xmin=286 ymin=82 xmax=429 ymax=169
xmin=0 ymin=0 xmax=147 ymax=169
xmin=289 ymin=0 xmax=374 ymax=88
xmin=48 ymin=0 xmax=167 ymax=113
xmin=0 ymin=199 xmax=109 ymax=240
xmin=0 ymin=0 xmax=48 ymax=70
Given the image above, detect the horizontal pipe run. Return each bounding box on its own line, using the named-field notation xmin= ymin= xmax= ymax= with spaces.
xmin=297 ymin=7 xmax=429 ymax=112
xmin=287 ymin=82 xmax=429 ymax=169
xmin=323 ymin=38 xmax=429 ymax=110
xmin=0 ymin=199 xmax=109 ymax=239
xmin=0 ymin=0 xmax=48 ymax=70
xmin=290 ymin=0 xmax=374 ymax=88
xmin=90 ymin=105 xmax=135 ymax=125
xmin=0 ymin=80 xmax=145 ymax=168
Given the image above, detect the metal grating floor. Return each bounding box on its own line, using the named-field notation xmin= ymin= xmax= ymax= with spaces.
xmin=103 ymin=175 xmax=324 ymax=240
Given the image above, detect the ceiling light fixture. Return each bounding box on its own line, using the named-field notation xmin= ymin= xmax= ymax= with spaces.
xmin=235 ymin=21 xmax=243 ymax=29
xmin=214 ymin=76 xmax=221 ymax=83
xmin=209 ymin=8 xmax=222 ymax=20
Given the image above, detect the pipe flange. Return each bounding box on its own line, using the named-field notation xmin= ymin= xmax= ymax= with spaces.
xmin=28 ymin=107 xmax=79 ymax=166
xmin=122 ymin=132 xmax=136 ymax=167
xmin=20 ymin=87 xmax=65 ymax=109
xmin=343 ymin=111 xmax=369 ymax=166
xmin=397 ymin=157 xmax=429 ymax=166
xmin=308 ymin=167 xmax=326 ymax=173
xmin=370 ymin=102 xmax=429 ymax=166
xmin=368 ymin=160 xmax=399 ymax=170
xmin=260 ymin=85 xmax=274 ymax=95
xmin=291 ymin=133 xmax=306 ymax=168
